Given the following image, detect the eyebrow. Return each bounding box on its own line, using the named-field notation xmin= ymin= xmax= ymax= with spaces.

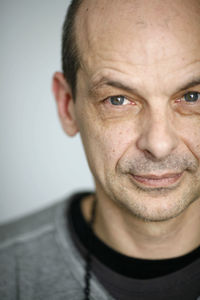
xmin=89 ymin=77 xmax=139 ymax=95
xmin=175 ymin=78 xmax=200 ymax=94
xmin=89 ymin=76 xmax=200 ymax=96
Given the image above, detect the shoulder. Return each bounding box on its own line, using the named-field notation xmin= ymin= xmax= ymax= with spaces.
xmin=0 ymin=199 xmax=66 ymax=252
xmin=0 ymin=191 xmax=90 ymax=252
xmin=0 ymin=198 xmax=71 ymax=299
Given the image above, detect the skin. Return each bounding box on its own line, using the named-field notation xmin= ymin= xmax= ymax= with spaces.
xmin=53 ymin=0 xmax=200 ymax=259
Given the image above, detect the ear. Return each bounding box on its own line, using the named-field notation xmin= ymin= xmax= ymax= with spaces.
xmin=52 ymin=72 xmax=78 ymax=136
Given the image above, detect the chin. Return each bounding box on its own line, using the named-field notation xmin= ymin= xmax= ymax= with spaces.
xmin=129 ymin=203 xmax=188 ymax=223
xmin=112 ymin=186 xmax=198 ymax=223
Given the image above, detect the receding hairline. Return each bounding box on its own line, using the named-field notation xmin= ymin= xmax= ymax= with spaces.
xmin=63 ymin=0 xmax=200 ymax=99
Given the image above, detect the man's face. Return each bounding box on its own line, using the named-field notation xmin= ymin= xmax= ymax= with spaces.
xmin=72 ymin=0 xmax=200 ymax=221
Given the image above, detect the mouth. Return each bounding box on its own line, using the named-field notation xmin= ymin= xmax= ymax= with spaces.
xmin=130 ymin=172 xmax=184 ymax=188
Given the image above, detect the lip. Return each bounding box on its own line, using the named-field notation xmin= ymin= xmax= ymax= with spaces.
xmin=130 ymin=172 xmax=184 ymax=188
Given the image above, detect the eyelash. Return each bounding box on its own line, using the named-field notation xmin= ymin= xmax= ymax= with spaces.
xmin=105 ymin=92 xmax=200 ymax=105
xmin=105 ymin=95 xmax=133 ymax=106
xmin=177 ymin=91 xmax=200 ymax=104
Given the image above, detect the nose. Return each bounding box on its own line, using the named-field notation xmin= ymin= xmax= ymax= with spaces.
xmin=136 ymin=109 xmax=178 ymax=160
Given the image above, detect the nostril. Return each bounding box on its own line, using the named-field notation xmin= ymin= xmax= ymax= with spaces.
xmin=143 ymin=150 xmax=158 ymax=161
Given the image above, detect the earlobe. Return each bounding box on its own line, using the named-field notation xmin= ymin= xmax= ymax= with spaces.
xmin=52 ymin=72 xmax=79 ymax=136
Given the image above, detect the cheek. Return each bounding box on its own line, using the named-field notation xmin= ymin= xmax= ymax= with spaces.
xmin=80 ymin=118 xmax=136 ymax=172
xmin=75 ymin=101 xmax=140 ymax=174
xmin=178 ymin=118 xmax=200 ymax=159
xmin=95 ymin=134 xmax=131 ymax=184
xmin=102 ymin=129 xmax=134 ymax=164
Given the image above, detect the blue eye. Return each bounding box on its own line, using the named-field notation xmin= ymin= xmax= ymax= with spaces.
xmin=183 ymin=92 xmax=200 ymax=103
xmin=108 ymin=96 xmax=130 ymax=106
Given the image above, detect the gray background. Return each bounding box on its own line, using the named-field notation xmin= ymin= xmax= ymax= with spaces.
xmin=0 ymin=0 xmax=93 ymax=223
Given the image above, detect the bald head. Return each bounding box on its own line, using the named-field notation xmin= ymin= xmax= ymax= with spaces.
xmin=78 ymin=0 xmax=200 ymax=64
xmin=62 ymin=0 xmax=200 ymax=97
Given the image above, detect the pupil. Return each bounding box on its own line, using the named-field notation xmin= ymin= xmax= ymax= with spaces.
xmin=110 ymin=96 xmax=124 ymax=105
xmin=184 ymin=92 xmax=198 ymax=102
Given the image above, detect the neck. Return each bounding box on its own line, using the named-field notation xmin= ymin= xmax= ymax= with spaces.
xmin=82 ymin=193 xmax=200 ymax=260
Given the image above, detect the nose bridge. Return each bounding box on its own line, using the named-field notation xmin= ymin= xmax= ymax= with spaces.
xmin=137 ymin=103 xmax=178 ymax=159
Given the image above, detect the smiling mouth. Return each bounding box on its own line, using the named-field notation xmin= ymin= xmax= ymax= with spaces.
xmin=130 ymin=172 xmax=184 ymax=188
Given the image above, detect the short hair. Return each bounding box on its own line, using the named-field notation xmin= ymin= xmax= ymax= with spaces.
xmin=62 ymin=0 xmax=83 ymax=99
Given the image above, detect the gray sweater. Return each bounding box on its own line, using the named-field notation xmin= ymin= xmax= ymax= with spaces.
xmin=1 ymin=194 xmax=200 ymax=300
xmin=0 ymin=197 xmax=113 ymax=300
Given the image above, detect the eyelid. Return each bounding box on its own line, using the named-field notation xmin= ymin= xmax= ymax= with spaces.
xmin=181 ymin=91 xmax=200 ymax=101
xmin=111 ymin=95 xmax=129 ymax=103
xmin=175 ymin=91 xmax=200 ymax=103
xmin=104 ymin=95 xmax=133 ymax=105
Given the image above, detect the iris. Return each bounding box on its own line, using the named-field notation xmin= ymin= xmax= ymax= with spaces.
xmin=184 ymin=92 xmax=199 ymax=102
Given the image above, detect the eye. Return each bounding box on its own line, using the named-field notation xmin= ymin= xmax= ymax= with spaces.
xmin=108 ymin=95 xmax=131 ymax=106
xmin=181 ymin=91 xmax=200 ymax=103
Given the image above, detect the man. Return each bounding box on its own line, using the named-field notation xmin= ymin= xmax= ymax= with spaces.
xmin=1 ymin=0 xmax=200 ymax=299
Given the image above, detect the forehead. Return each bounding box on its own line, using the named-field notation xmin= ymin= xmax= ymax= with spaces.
xmin=75 ymin=0 xmax=200 ymax=88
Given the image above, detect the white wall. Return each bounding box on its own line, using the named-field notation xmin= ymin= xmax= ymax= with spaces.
xmin=0 ymin=0 xmax=94 ymax=223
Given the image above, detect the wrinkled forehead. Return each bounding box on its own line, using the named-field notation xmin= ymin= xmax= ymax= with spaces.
xmin=75 ymin=0 xmax=200 ymax=68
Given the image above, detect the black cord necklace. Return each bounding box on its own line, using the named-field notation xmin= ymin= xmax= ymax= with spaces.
xmin=83 ymin=195 xmax=97 ymax=300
